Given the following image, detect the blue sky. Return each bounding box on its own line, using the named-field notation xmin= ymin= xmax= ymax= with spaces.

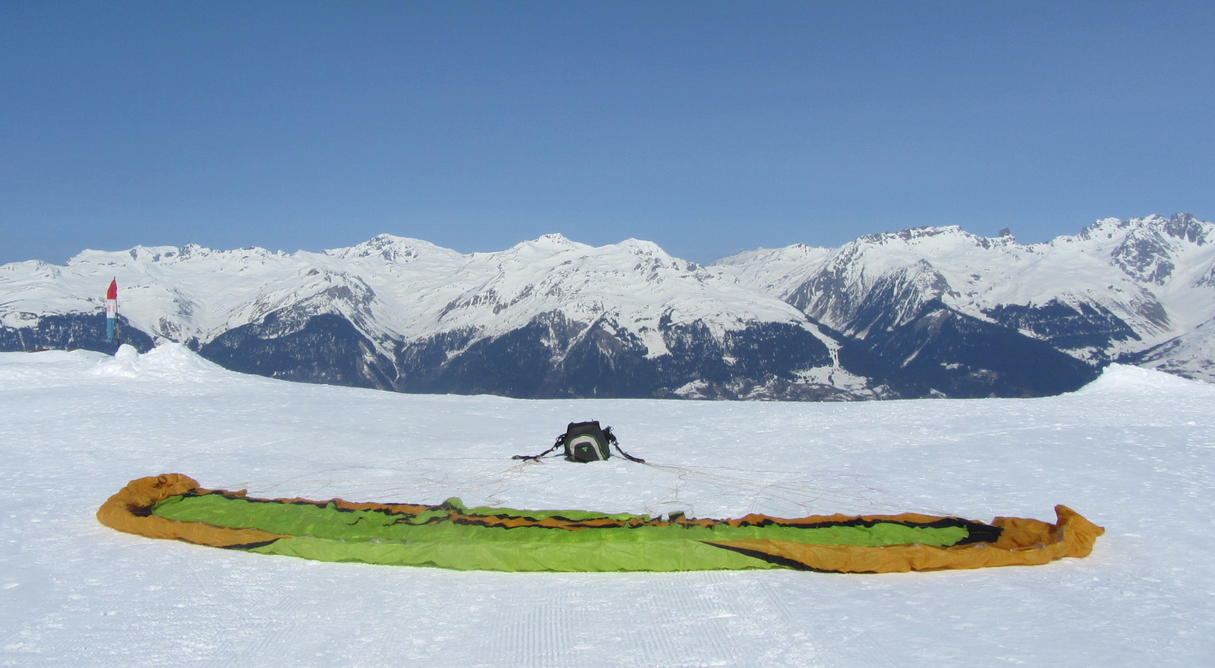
xmin=3 ymin=1 xmax=1213 ymax=265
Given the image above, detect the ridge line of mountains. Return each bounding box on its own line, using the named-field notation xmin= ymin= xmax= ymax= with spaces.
xmin=3 ymin=213 xmax=1212 ymax=400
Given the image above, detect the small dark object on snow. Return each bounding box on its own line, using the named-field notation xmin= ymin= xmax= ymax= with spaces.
xmin=512 ymin=421 xmax=645 ymax=463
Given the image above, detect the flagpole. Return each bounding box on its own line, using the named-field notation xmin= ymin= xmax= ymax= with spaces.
xmin=105 ymin=278 xmax=119 ymax=345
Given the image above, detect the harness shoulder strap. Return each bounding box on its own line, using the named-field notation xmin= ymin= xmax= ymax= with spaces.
xmin=603 ymin=427 xmax=646 ymax=463
xmin=511 ymin=433 xmax=566 ymax=461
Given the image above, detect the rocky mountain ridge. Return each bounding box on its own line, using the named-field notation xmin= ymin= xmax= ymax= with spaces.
xmin=719 ymin=214 xmax=1215 ymax=366
xmin=2 ymin=214 xmax=1211 ymax=398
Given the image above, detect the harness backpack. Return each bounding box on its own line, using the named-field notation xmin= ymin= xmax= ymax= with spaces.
xmin=563 ymin=421 xmax=612 ymax=462
xmin=512 ymin=421 xmax=645 ymax=463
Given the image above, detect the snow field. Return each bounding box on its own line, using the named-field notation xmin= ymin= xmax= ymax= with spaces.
xmin=1 ymin=345 xmax=1212 ymax=666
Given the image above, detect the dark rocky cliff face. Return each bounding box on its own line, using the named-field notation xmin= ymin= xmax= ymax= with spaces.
xmin=1 ymin=305 xmax=1100 ymax=400
xmin=854 ymin=300 xmax=1100 ymax=398
xmin=789 ymin=260 xmax=1105 ymax=397
xmin=0 ymin=314 xmax=154 ymax=354
xmin=200 ymin=313 xmax=397 ymax=389
xmin=985 ymin=299 xmax=1143 ymax=356
xmin=395 ymin=312 xmax=834 ymax=399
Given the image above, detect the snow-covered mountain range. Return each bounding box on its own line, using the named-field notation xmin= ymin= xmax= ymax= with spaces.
xmin=2 ymin=214 xmax=1212 ymax=398
xmin=720 ymin=214 xmax=1215 ymax=356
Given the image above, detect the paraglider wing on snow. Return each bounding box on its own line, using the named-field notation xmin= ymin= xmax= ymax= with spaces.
xmin=98 ymin=474 xmax=1103 ymax=573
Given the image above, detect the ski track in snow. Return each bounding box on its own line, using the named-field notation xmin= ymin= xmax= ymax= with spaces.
xmin=1 ymin=346 xmax=1214 ymax=666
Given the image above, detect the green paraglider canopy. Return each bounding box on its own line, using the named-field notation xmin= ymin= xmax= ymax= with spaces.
xmin=98 ymin=474 xmax=1103 ymax=573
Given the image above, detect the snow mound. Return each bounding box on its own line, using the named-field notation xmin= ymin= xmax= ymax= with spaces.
xmin=91 ymin=343 xmax=232 ymax=382
xmin=1073 ymin=363 xmax=1215 ymax=395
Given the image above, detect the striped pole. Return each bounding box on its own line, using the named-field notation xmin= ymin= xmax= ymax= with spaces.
xmin=105 ymin=279 xmax=118 ymax=342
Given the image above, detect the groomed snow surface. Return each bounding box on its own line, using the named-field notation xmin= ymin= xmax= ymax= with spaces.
xmin=2 ymin=345 xmax=1212 ymax=666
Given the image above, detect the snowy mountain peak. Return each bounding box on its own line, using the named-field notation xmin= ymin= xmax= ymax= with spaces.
xmin=0 ymin=259 xmax=58 ymax=277
xmin=853 ymin=225 xmax=1022 ymax=254
xmin=68 ymin=246 xmax=177 ymax=266
xmin=4 ymin=216 xmax=1214 ymax=396
xmin=66 ymin=244 xmax=289 ymax=269
xmin=861 ymin=225 xmax=964 ymax=243
xmin=536 ymin=232 xmax=575 ymax=246
xmin=1094 ymin=214 xmax=1215 ymax=286
xmin=1161 ymin=212 xmax=1208 ymax=245
xmin=617 ymin=238 xmax=666 ymax=254
xmin=1079 ymin=213 xmax=1210 ymax=247
xmin=716 ymin=213 xmax=1215 ymax=373
xmin=490 ymin=234 xmax=592 ymax=261
xmin=327 ymin=234 xmax=457 ymax=263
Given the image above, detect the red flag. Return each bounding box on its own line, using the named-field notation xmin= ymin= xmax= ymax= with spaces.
xmin=107 ymin=279 xmax=118 ymax=301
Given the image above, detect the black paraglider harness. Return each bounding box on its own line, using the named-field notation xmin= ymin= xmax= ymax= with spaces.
xmin=513 ymin=421 xmax=645 ymax=463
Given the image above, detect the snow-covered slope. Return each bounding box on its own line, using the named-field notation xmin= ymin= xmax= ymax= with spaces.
xmin=2 ymin=345 xmax=1212 ymax=665
xmin=713 ymin=242 xmax=835 ymax=298
xmin=719 ymin=214 xmax=1215 ymax=367
xmin=3 ymin=214 xmax=1212 ymax=398
xmin=1125 ymin=314 xmax=1215 ymax=380
xmin=1 ymin=235 xmax=868 ymax=400
xmin=0 ymin=235 xmax=808 ymax=350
